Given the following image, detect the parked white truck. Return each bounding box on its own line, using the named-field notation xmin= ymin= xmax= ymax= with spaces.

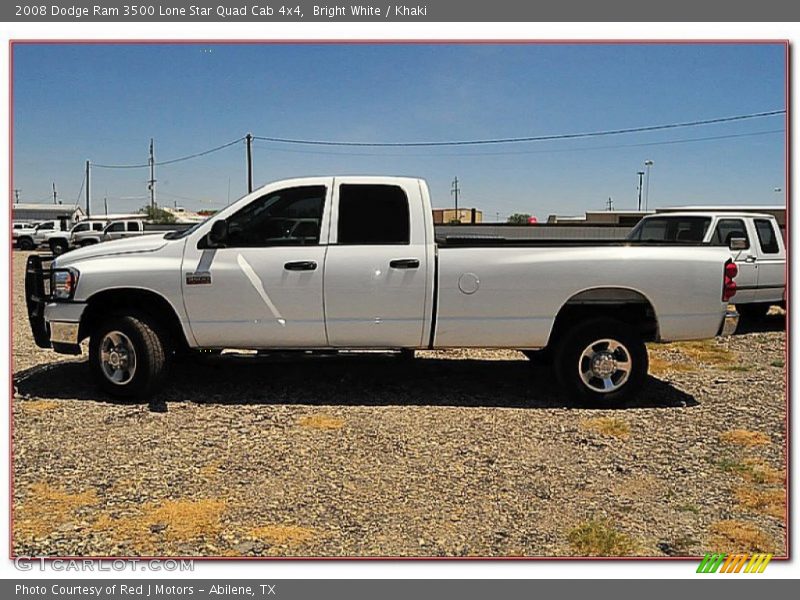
xmin=627 ymin=212 xmax=786 ymax=318
xmin=15 ymin=220 xmax=70 ymax=250
xmin=26 ymin=176 xmax=739 ymax=404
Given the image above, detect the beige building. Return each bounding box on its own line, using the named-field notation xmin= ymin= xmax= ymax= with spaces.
xmin=432 ymin=207 xmax=483 ymax=224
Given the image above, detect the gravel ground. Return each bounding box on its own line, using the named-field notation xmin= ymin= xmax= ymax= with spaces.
xmin=11 ymin=251 xmax=788 ymax=558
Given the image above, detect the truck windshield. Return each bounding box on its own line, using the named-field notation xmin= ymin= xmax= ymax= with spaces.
xmin=627 ymin=216 xmax=711 ymax=242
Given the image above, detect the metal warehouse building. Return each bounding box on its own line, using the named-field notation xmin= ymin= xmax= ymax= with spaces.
xmin=12 ymin=203 xmax=85 ymax=225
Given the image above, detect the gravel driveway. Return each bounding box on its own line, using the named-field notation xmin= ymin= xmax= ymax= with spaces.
xmin=11 ymin=251 xmax=788 ymax=558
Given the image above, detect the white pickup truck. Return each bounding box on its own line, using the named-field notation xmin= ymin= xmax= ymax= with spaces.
xmin=15 ymin=220 xmax=70 ymax=250
xmin=627 ymin=212 xmax=786 ymax=318
xmin=26 ymin=176 xmax=739 ymax=405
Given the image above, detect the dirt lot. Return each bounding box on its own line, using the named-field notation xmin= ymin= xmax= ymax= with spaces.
xmin=11 ymin=251 xmax=787 ymax=558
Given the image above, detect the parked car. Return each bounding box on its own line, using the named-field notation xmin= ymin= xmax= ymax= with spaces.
xmin=26 ymin=176 xmax=738 ymax=404
xmin=627 ymin=212 xmax=785 ymax=318
xmin=102 ymin=219 xmax=146 ymax=242
xmin=12 ymin=222 xmax=35 ymax=241
xmin=15 ymin=220 xmax=69 ymax=250
xmin=45 ymin=220 xmax=108 ymax=255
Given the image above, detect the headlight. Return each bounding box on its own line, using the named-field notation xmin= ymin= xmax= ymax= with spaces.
xmin=51 ymin=268 xmax=79 ymax=300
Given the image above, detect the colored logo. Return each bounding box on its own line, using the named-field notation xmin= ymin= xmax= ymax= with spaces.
xmin=697 ymin=553 xmax=772 ymax=573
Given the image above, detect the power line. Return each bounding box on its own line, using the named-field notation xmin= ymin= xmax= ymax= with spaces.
xmin=252 ymin=128 xmax=784 ymax=158
xmin=92 ymin=137 xmax=245 ymax=169
xmin=253 ymin=109 xmax=785 ymax=148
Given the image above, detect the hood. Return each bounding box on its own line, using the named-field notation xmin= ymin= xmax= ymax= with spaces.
xmin=55 ymin=234 xmax=170 ymax=266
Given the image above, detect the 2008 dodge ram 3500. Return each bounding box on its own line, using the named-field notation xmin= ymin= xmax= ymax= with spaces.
xmin=26 ymin=176 xmax=740 ymax=405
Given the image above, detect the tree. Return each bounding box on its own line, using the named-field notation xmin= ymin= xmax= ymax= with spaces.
xmin=140 ymin=205 xmax=176 ymax=224
xmin=507 ymin=213 xmax=532 ymax=225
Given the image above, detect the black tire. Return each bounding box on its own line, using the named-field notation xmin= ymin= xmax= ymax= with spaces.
xmin=17 ymin=237 xmax=34 ymax=251
xmin=737 ymin=303 xmax=772 ymax=321
xmin=50 ymin=239 xmax=70 ymax=255
xmin=553 ymin=317 xmax=648 ymax=407
xmin=89 ymin=315 xmax=167 ymax=398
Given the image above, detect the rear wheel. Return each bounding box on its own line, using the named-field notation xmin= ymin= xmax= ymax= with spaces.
xmin=50 ymin=239 xmax=70 ymax=255
xmin=553 ymin=317 xmax=648 ymax=407
xmin=89 ymin=315 xmax=167 ymax=398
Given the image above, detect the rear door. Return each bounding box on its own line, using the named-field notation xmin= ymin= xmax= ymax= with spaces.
xmin=751 ymin=218 xmax=785 ymax=303
xmin=126 ymin=221 xmax=142 ymax=237
xmin=710 ymin=217 xmax=756 ymax=303
xmin=323 ymin=179 xmax=430 ymax=347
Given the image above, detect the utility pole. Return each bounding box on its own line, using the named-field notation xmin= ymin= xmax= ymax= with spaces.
xmin=148 ymin=138 xmax=156 ymax=212
xmin=644 ymin=160 xmax=654 ymax=210
xmin=13 ymin=189 xmax=20 ymax=204
xmin=245 ymin=133 xmax=253 ymax=193
xmin=606 ymin=197 xmax=614 ymax=211
xmin=85 ymin=160 xmax=91 ymax=217
xmin=636 ymin=171 xmax=645 ymax=211
xmin=451 ymin=176 xmax=460 ymax=218
xmin=52 ymin=182 xmax=58 ymax=205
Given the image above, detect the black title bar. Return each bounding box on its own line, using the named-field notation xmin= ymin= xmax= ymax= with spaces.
xmin=5 ymin=0 xmax=800 ymax=22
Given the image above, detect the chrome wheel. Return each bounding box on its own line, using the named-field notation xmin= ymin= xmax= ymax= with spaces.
xmin=578 ymin=338 xmax=632 ymax=393
xmin=100 ymin=330 xmax=137 ymax=385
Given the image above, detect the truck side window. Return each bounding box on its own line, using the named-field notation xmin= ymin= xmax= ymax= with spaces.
xmin=754 ymin=219 xmax=780 ymax=254
xmin=107 ymin=222 xmax=125 ymax=233
xmin=711 ymin=219 xmax=749 ymax=249
xmin=337 ymin=184 xmax=410 ymax=245
xmin=628 ymin=217 xmax=710 ymax=242
xmin=225 ymin=185 xmax=326 ymax=247
xmin=128 ymin=221 xmax=141 ymax=232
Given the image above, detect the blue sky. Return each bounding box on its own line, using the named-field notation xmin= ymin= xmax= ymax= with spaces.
xmin=13 ymin=43 xmax=786 ymax=220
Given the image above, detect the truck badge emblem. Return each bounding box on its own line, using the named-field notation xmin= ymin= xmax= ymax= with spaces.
xmin=186 ymin=272 xmax=212 ymax=285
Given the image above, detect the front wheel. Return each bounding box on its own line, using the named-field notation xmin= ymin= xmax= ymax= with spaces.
xmin=89 ymin=315 xmax=167 ymax=398
xmin=553 ymin=317 xmax=648 ymax=407
xmin=17 ymin=237 xmax=34 ymax=251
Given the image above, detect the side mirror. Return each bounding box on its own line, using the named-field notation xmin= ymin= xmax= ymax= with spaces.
xmin=208 ymin=220 xmax=228 ymax=246
xmin=729 ymin=237 xmax=747 ymax=251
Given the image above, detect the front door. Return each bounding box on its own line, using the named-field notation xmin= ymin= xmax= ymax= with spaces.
xmin=182 ymin=182 xmax=332 ymax=348
xmin=323 ymin=180 xmax=430 ymax=348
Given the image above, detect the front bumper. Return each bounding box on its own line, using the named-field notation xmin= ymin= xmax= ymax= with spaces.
xmin=718 ymin=309 xmax=739 ymax=337
xmin=24 ymin=254 xmax=85 ymax=353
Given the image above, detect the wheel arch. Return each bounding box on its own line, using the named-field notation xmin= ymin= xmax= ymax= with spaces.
xmin=79 ymin=287 xmax=192 ymax=352
xmin=546 ymin=286 xmax=660 ymax=348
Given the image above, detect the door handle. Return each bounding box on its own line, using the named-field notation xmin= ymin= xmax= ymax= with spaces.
xmin=284 ymin=260 xmax=317 ymax=271
xmin=745 ymin=255 xmax=757 ymax=263
xmin=389 ymin=258 xmax=420 ymax=269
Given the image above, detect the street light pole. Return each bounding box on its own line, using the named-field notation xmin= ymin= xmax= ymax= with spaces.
xmin=644 ymin=160 xmax=654 ymax=210
xmin=637 ymin=171 xmax=645 ymax=211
